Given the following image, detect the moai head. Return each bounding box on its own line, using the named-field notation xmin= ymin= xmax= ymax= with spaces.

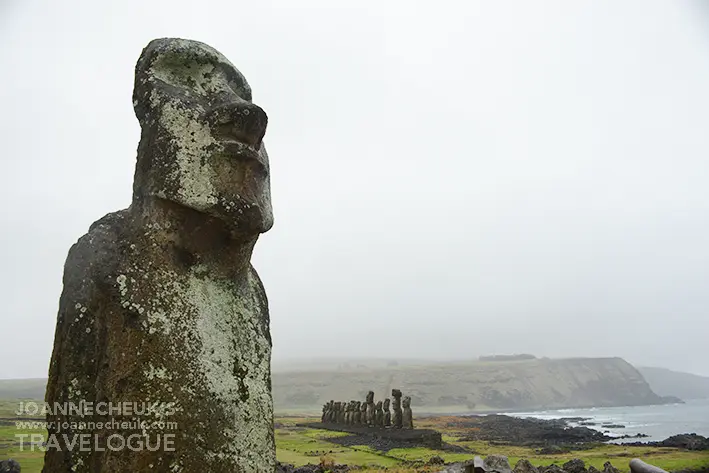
xmin=360 ymin=402 xmax=367 ymax=413
xmin=392 ymin=389 xmax=402 ymax=400
xmin=366 ymin=391 xmax=374 ymax=404
xmin=402 ymin=396 xmax=411 ymax=408
xmin=356 ymin=401 xmax=362 ymax=411
xmin=132 ymin=38 xmax=273 ymax=236
xmin=376 ymin=400 xmax=383 ymax=410
xmin=383 ymin=398 xmax=390 ymax=410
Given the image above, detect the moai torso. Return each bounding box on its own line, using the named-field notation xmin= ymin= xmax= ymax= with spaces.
xmin=402 ymin=396 xmax=414 ymax=429
xmin=392 ymin=389 xmax=403 ymax=428
xmin=383 ymin=398 xmax=391 ymax=427
xmin=43 ymin=38 xmax=275 ymax=473
xmin=360 ymin=402 xmax=367 ymax=425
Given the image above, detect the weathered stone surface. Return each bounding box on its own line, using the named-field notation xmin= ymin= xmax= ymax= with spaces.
xmin=392 ymin=389 xmax=403 ymax=428
xmin=365 ymin=391 xmax=375 ymax=426
xmin=484 ymin=455 xmax=512 ymax=473
xmin=383 ymin=398 xmax=391 ymax=426
xmin=402 ymin=395 xmax=414 ymax=429
xmin=602 ymin=462 xmax=620 ymax=473
xmin=0 ymin=459 xmax=21 ymax=473
xmin=563 ymin=459 xmax=586 ymax=473
xmin=540 ymin=466 xmax=566 ymax=473
xmin=628 ymin=459 xmax=668 ymax=473
xmin=43 ymin=38 xmax=275 ymax=473
xmin=587 ymin=466 xmax=600 ymax=473
xmin=375 ymin=400 xmax=384 ymax=427
xmin=514 ymin=459 xmax=539 ymax=473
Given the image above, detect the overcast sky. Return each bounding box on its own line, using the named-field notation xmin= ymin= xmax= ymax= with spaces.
xmin=1 ymin=0 xmax=708 ymax=379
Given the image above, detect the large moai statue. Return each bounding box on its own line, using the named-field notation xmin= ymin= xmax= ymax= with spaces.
xmin=328 ymin=400 xmax=335 ymax=423
xmin=322 ymin=403 xmax=328 ymax=423
xmin=365 ymin=391 xmax=375 ymax=426
xmin=360 ymin=401 xmax=367 ymax=426
xmin=402 ymin=396 xmax=414 ymax=429
xmin=375 ymin=401 xmax=384 ymax=427
xmin=383 ymin=398 xmax=391 ymax=427
xmin=354 ymin=401 xmax=362 ymax=424
xmin=334 ymin=402 xmax=341 ymax=423
xmin=345 ymin=402 xmax=352 ymax=425
xmin=43 ymin=38 xmax=275 ymax=473
xmin=392 ymin=389 xmax=403 ymax=428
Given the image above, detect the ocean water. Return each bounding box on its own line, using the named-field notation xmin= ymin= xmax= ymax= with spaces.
xmin=508 ymin=399 xmax=709 ymax=443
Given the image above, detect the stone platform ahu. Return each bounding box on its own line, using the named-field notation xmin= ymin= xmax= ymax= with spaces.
xmin=43 ymin=39 xmax=276 ymax=473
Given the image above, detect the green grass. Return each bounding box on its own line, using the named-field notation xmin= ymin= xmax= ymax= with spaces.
xmin=273 ymin=417 xmax=709 ymax=473
xmin=0 ymin=419 xmax=46 ymax=473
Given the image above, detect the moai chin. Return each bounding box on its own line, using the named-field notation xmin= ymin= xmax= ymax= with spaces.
xmin=365 ymin=391 xmax=375 ymax=426
xmin=43 ymin=38 xmax=275 ymax=473
xmin=402 ymin=396 xmax=414 ymax=429
xmin=392 ymin=389 xmax=403 ymax=428
xmin=383 ymin=398 xmax=391 ymax=427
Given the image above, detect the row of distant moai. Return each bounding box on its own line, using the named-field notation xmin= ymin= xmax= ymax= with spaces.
xmin=321 ymin=389 xmax=414 ymax=429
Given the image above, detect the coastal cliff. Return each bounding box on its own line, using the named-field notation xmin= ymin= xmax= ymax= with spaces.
xmin=272 ymin=357 xmax=666 ymax=412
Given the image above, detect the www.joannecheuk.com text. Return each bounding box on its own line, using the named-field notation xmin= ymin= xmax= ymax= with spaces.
xmin=15 ymin=433 xmax=176 ymax=452
xmin=15 ymin=401 xmax=177 ymax=417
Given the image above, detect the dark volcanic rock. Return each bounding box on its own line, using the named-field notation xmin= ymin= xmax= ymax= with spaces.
xmin=484 ymin=455 xmax=512 ymax=473
xmin=660 ymin=433 xmax=709 ymax=450
xmin=428 ymin=455 xmax=446 ymax=465
xmin=563 ymin=459 xmax=586 ymax=473
xmin=0 ymin=459 xmax=20 ymax=473
xmin=514 ymin=459 xmax=539 ymax=473
xmin=601 ymin=424 xmax=625 ymax=429
xmin=602 ymin=462 xmax=620 ymax=473
xmin=456 ymin=415 xmax=609 ymax=447
xmin=540 ymin=465 xmax=566 ymax=473
xmin=621 ymin=433 xmax=708 ymax=450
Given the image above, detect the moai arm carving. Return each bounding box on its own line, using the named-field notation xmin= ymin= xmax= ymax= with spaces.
xmin=392 ymin=389 xmax=403 ymax=429
xmin=43 ymin=38 xmax=275 ymax=473
xmin=402 ymin=396 xmax=414 ymax=429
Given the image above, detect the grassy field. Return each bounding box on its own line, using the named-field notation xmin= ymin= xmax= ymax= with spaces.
xmin=274 ymin=416 xmax=709 ymax=473
xmin=1 ymin=408 xmax=708 ymax=473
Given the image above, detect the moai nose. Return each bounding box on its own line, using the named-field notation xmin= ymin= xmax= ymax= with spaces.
xmin=207 ymin=101 xmax=269 ymax=149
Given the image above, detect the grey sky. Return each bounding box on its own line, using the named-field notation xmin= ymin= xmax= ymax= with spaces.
xmin=1 ymin=0 xmax=708 ymax=379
